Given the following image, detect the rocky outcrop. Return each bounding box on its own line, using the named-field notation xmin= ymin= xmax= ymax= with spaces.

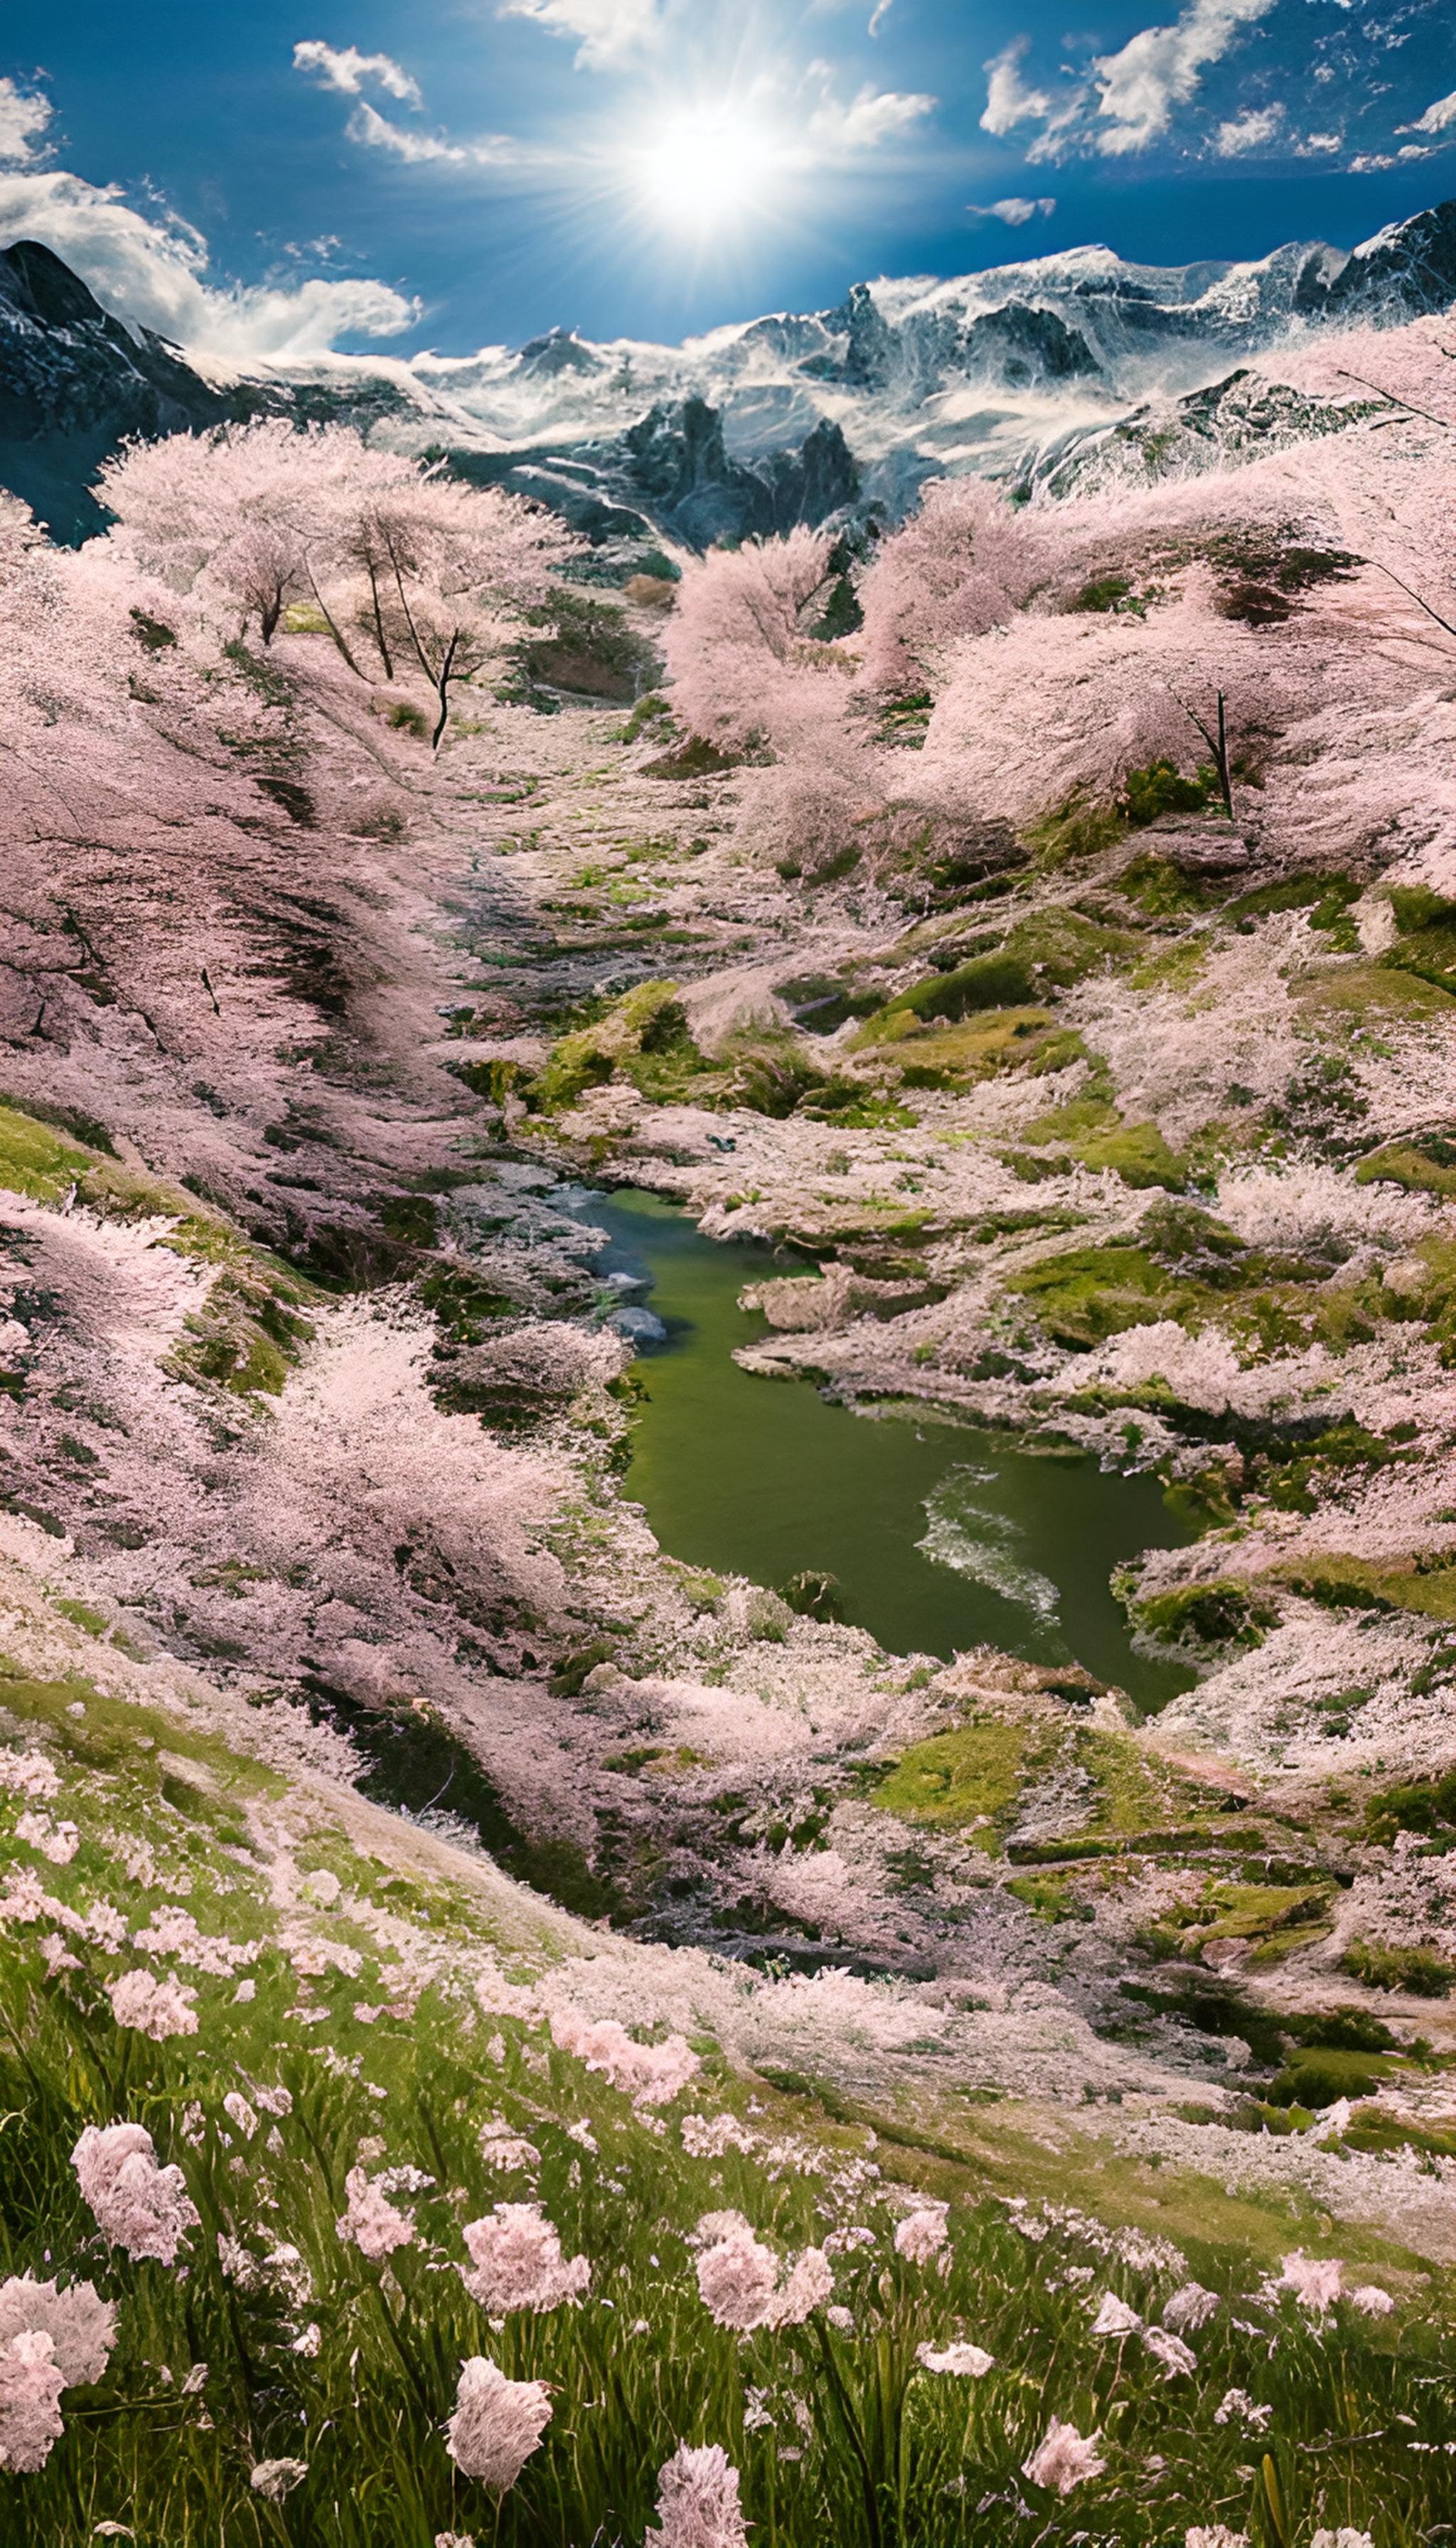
xmin=0 ymin=239 xmax=240 ymax=539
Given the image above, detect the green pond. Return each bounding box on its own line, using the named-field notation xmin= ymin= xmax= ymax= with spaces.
xmin=578 ymin=1187 xmax=1197 ymax=1714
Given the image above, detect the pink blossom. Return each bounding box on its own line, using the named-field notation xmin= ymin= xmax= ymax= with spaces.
xmin=1090 ymin=2291 xmax=1142 ymax=2338
xmin=893 ymin=2207 xmax=948 ymax=2266
xmin=549 ymin=2008 xmax=700 ymax=2106
xmin=458 ymin=2205 xmax=589 ymax=2314
xmin=1214 ymin=2389 xmax=1271 ymax=2431
xmin=105 ymin=1971 xmax=199 ymax=2042
xmin=1349 ymin=2284 xmax=1395 ymax=2317
xmin=0 ymin=2330 xmax=66 ymax=2472
xmin=694 ymin=2216 xmax=832 ymax=2332
xmin=0 ymin=1750 xmax=59 ymax=1799
xmin=0 ymin=2276 xmax=117 ymax=2387
xmin=336 ymin=2164 xmax=417 ymax=2261
xmin=1022 ymin=2419 xmax=1107 ymax=2495
xmin=1162 ymin=2283 xmax=1218 ymax=2333
xmin=916 ymin=2340 xmax=994 ymax=2376
xmin=445 ymin=2356 xmax=551 ymax=2489
xmin=1278 ymin=2252 xmax=1344 ymax=2312
xmin=15 ymin=1813 xmax=78 ymax=1865
xmin=1186 ymin=2530 xmax=1250 ymax=2548
xmin=72 ymin=2122 xmax=199 ymax=2265
xmin=478 ymin=2122 xmax=540 ymax=2171
xmin=697 ymin=2225 xmax=778 ymax=2332
xmin=648 ymin=2441 xmax=750 ymax=2548
xmin=1141 ymin=2324 xmax=1197 ymax=2379
xmin=770 ymin=2247 xmax=833 ymax=2328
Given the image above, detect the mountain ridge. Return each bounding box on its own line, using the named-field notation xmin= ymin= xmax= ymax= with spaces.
xmin=1 ymin=197 xmax=1452 ymax=550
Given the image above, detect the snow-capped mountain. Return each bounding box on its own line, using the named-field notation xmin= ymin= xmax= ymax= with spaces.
xmin=0 ymin=239 xmax=236 ymax=540
xmin=3 ymin=198 xmax=1453 ymax=550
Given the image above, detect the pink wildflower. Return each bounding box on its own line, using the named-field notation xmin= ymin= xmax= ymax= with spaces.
xmin=459 ymin=2205 xmax=589 ymax=2314
xmin=695 ymin=2217 xmax=831 ymax=2332
xmin=0 ymin=2330 xmax=66 ymax=2472
xmin=0 ymin=2276 xmax=117 ymax=2387
xmin=1163 ymin=2283 xmax=1218 ymax=2333
xmin=1141 ymin=2324 xmax=1197 ymax=2379
xmin=445 ymin=2356 xmax=551 ymax=2488
xmin=336 ymin=2165 xmax=416 ymax=2262
xmin=105 ymin=1971 xmax=198 ymax=2043
xmin=0 ymin=1751 xmax=59 ymax=1799
xmin=648 ymin=2441 xmax=750 ymax=2548
xmin=1349 ymin=2285 xmax=1394 ymax=2316
xmin=478 ymin=2121 xmax=540 ymax=2171
xmin=916 ymin=2341 xmax=994 ymax=2376
xmin=1279 ymin=2252 xmax=1344 ymax=2312
xmin=771 ymin=2247 xmax=833 ymax=2328
xmin=894 ymin=2207 xmax=948 ymax=2266
xmin=1022 ymin=2420 xmax=1106 ymax=2495
xmin=1186 ymin=2530 xmax=1250 ymax=2548
xmin=548 ymin=2009 xmax=700 ymax=2106
xmin=15 ymin=1814 xmax=78 ymax=1865
xmin=1214 ymin=2389 xmax=1271 ymax=2431
xmin=72 ymin=2122 xmax=199 ymax=2265
xmin=1091 ymin=2292 xmax=1142 ymax=2338
xmin=695 ymin=2220 xmax=778 ymax=2330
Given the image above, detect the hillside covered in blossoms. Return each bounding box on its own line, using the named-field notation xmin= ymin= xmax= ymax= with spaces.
xmin=0 ymin=251 xmax=1454 ymax=2548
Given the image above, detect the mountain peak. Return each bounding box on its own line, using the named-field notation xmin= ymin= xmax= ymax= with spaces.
xmin=0 ymin=237 xmax=111 ymax=331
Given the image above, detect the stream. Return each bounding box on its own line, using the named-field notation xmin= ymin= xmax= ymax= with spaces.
xmin=576 ymin=1187 xmax=1197 ymax=1715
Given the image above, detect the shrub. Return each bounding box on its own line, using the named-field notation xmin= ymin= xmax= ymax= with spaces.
xmin=1340 ymin=1939 xmax=1455 ymax=1998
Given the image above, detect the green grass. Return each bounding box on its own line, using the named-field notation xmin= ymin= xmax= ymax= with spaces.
xmin=0 ymin=1659 xmax=1450 ymax=2543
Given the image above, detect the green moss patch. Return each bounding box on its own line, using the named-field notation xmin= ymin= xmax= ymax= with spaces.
xmin=1299 ymin=961 xmax=1456 ymax=1025
xmin=868 ymin=1716 xmax=1029 ymax=1847
xmin=1129 ymin=1579 xmax=1280 ymax=1653
xmin=1356 ymin=1135 xmax=1456 ymax=1199
xmin=1278 ymin=1552 xmax=1456 ymax=1624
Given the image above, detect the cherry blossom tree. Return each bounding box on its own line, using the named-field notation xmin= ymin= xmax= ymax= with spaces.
xmin=343 ymin=470 xmax=577 ymax=746
xmin=855 ymin=476 xmax=1051 ymax=699
xmin=97 ymin=419 xmax=579 ymax=745
xmin=96 ymin=418 xmax=377 ymax=654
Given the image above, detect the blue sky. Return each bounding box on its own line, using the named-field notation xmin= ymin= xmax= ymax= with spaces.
xmin=1 ymin=0 xmax=1453 ymax=362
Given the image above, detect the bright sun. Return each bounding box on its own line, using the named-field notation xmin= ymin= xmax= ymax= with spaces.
xmin=633 ymin=112 xmax=779 ymax=237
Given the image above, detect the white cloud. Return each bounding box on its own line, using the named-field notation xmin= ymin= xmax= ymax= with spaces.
xmin=291 ymin=42 xmax=422 ymax=107
xmin=496 ymin=0 xmax=660 ymax=70
xmin=346 ymin=102 xmax=469 ymax=162
xmin=809 ymin=83 xmax=936 ymax=149
xmin=868 ymin=0 xmax=895 ymax=31
xmin=967 ymin=194 xmax=1056 ymax=223
xmin=0 ymin=167 xmax=418 ymax=362
xmin=980 ymin=39 xmax=1055 ymax=137
xmin=1213 ymin=101 xmax=1283 ymax=153
xmin=1091 ymin=0 xmax=1274 ymax=156
xmin=0 ymin=77 xmax=53 ymax=165
xmin=1399 ymin=87 xmax=1456 ymax=135
xmin=344 ymin=102 xmax=528 ymax=166
xmin=1295 ymin=129 xmax=1342 ymax=153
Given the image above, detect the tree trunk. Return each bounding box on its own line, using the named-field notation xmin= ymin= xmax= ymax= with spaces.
xmin=365 ymin=562 xmax=394 ymax=681
xmin=431 ymin=631 xmax=460 ymax=754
